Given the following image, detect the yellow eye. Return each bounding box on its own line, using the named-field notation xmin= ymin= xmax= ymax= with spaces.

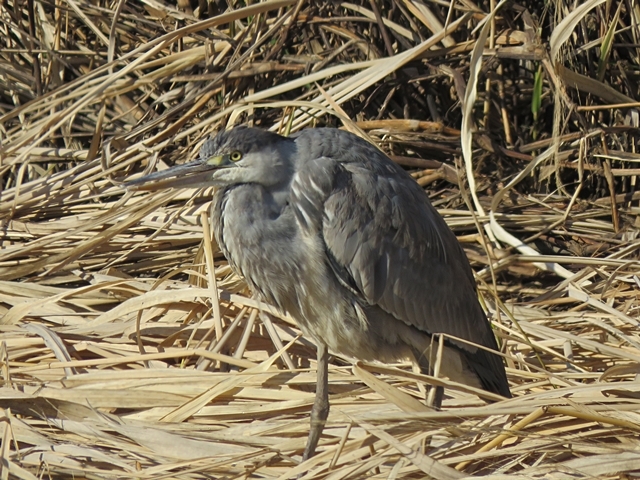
xmin=229 ymin=151 xmax=243 ymax=162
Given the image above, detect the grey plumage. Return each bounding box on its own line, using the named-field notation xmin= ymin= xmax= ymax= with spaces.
xmin=127 ymin=125 xmax=510 ymax=459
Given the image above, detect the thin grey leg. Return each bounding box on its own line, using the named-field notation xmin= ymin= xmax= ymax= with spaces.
xmin=426 ymin=385 xmax=444 ymax=409
xmin=302 ymin=342 xmax=329 ymax=461
xmin=425 ymin=334 xmax=444 ymax=409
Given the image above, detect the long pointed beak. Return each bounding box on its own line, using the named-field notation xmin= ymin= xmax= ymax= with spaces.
xmin=125 ymin=158 xmax=220 ymax=191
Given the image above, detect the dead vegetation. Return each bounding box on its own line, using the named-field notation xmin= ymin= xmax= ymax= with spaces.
xmin=1 ymin=0 xmax=640 ymax=478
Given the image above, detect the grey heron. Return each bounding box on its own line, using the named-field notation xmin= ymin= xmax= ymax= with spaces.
xmin=127 ymin=126 xmax=510 ymax=461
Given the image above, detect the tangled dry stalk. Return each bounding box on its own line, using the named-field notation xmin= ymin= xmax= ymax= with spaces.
xmin=1 ymin=0 xmax=640 ymax=478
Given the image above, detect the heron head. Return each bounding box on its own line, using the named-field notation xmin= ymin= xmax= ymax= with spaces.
xmin=126 ymin=126 xmax=296 ymax=192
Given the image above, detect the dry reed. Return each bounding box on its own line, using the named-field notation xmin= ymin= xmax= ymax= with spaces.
xmin=1 ymin=0 xmax=640 ymax=478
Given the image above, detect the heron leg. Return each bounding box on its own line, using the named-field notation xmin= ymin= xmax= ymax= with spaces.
xmin=425 ymin=334 xmax=445 ymax=409
xmin=426 ymin=385 xmax=444 ymax=409
xmin=302 ymin=342 xmax=329 ymax=461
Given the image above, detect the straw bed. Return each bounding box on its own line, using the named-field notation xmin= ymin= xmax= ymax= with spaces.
xmin=1 ymin=0 xmax=640 ymax=478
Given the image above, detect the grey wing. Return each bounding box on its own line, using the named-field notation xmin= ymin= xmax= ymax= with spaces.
xmin=320 ymin=159 xmax=510 ymax=397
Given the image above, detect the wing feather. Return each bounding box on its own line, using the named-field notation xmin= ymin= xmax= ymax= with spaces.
xmin=292 ymin=129 xmax=510 ymax=397
xmin=322 ymin=161 xmax=479 ymax=337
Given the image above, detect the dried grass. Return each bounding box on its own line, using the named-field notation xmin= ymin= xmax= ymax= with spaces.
xmin=1 ymin=0 xmax=640 ymax=478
